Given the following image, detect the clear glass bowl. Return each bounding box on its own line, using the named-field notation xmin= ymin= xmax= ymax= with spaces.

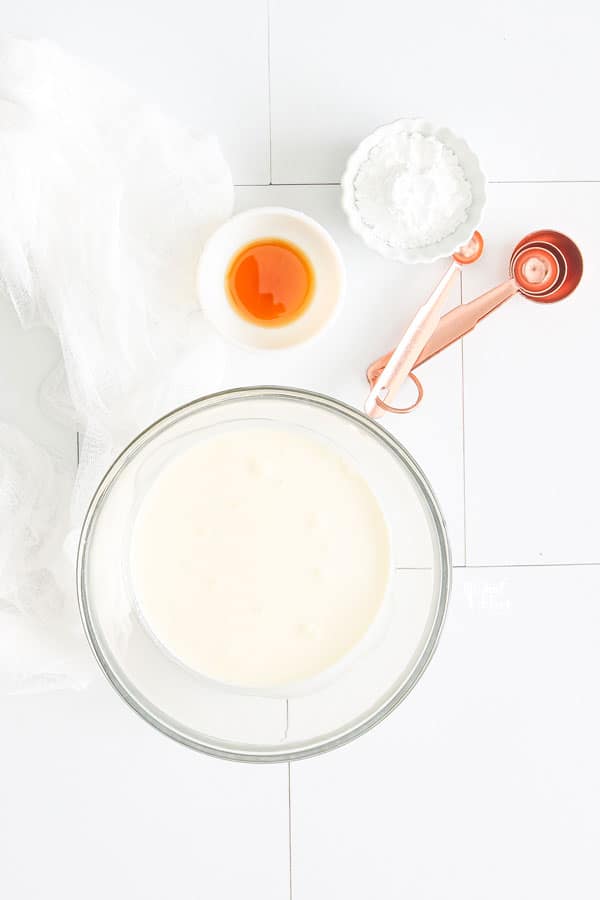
xmin=77 ymin=387 xmax=451 ymax=762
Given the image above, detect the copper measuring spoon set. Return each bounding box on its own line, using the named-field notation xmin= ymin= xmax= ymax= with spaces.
xmin=365 ymin=230 xmax=583 ymax=418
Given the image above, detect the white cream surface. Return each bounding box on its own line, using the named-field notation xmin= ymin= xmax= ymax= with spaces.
xmin=130 ymin=427 xmax=391 ymax=688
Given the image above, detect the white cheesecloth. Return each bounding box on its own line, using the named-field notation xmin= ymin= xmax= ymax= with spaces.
xmin=0 ymin=36 xmax=233 ymax=691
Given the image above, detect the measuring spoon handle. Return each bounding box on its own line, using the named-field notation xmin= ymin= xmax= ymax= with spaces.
xmin=413 ymin=277 xmax=519 ymax=368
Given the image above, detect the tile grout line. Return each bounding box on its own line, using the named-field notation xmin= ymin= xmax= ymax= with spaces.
xmin=266 ymin=0 xmax=273 ymax=185
xmin=487 ymin=179 xmax=600 ymax=184
xmin=456 ymin=561 xmax=600 ymax=570
xmin=459 ymin=269 xmax=467 ymax=567
xmin=234 ymin=179 xmax=600 ymax=189
xmin=396 ymin=562 xmax=600 ymax=570
xmin=288 ymin=762 xmax=293 ymax=900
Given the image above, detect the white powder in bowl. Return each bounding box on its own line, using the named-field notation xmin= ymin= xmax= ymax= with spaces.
xmin=353 ymin=132 xmax=472 ymax=250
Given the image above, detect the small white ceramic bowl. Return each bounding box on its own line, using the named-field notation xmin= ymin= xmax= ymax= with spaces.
xmin=197 ymin=207 xmax=345 ymax=350
xmin=341 ymin=118 xmax=487 ymax=264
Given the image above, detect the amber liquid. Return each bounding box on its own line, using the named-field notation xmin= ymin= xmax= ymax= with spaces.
xmin=226 ymin=238 xmax=315 ymax=327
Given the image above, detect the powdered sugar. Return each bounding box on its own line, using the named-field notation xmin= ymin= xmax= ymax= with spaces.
xmin=353 ymin=131 xmax=472 ymax=250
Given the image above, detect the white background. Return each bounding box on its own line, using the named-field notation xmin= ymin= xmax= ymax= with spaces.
xmin=1 ymin=2 xmax=599 ymax=898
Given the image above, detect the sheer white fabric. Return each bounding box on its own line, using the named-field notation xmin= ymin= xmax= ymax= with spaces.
xmin=0 ymin=37 xmax=233 ymax=691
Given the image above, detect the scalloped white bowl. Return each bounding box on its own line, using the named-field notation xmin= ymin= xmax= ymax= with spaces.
xmin=341 ymin=119 xmax=487 ymax=264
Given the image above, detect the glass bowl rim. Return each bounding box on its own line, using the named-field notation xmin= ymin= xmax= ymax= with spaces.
xmin=77 ymin=386 xmax=451 ymax=763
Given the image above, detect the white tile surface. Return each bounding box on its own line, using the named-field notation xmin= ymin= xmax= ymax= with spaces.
xmin=269 ymin=0 xmax=598 ymax=184
xmin=2 ymin=0 xmax=270 ymax=184
xmin=290 ymin=565 xmax=600 ymax=900
xmin=0 ymin=678 xmax=290 ymax=900
xmin=462 ymin=183 xmax=600 ymax=566
xmin=229 ymin=184 xmax=465 ymax=562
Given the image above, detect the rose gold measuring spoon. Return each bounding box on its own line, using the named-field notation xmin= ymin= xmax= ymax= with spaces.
xmin=366 ymin=229 xmax=583 ymax=416
xmin=365 ymin=232 xmax=485 ymax=418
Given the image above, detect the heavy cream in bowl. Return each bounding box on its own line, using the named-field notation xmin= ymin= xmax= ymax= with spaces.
xmin=130 ymin=427 xmax=391 ymax=690
xmin=78 ymin=388 xmax=450 ymax=762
